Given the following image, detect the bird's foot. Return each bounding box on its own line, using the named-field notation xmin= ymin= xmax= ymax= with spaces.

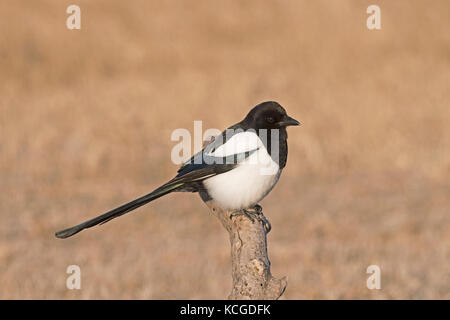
xmin=230 ymin=204 xmax=271 ymax=233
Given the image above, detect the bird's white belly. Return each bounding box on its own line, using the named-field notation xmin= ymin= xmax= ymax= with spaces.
xmin=203 ymin=149 xmax=281 ymax=210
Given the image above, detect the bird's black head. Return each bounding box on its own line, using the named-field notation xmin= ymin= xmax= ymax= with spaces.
xmin=243 ymin=101 xmax=300 ymax=130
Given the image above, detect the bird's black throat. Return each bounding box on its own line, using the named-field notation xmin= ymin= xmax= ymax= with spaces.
xmin=256 ymin=127 xmax=288 ymax=169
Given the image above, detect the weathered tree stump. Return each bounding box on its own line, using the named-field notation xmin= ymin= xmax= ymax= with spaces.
xmin=200 ymin=192 xmax=287 ymax=300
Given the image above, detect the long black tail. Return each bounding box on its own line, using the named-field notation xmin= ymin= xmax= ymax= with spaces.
xmin=55 ymin=182 xmax=184 ymax=239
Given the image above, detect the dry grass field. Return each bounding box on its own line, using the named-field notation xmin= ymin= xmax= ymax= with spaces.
xmin=1 ymin=0 xmax=449 ymax=299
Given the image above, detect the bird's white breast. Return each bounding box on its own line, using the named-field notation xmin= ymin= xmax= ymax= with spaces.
xmin=203 ymin=131 xmax=281 ymax=210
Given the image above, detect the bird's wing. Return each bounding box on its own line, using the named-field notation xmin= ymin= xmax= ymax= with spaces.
xmin=177 ymin=123 xmax=242 ymax=172
xmin=175 ymin=129 xmax=262 ymax=178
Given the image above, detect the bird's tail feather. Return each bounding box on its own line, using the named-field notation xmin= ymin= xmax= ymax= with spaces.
xmin=55 ymin=182 xmax=184 ymax=239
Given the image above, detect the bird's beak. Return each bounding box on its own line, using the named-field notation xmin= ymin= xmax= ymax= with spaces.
xmin=277 ymin=116 xmax=300 ymax=127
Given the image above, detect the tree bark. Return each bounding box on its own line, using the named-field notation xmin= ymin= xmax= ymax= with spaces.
xmin=200 ymin=192 xmax=287 ymax=300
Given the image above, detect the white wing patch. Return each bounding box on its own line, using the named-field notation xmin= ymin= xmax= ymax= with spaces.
xmin=206 ymin=131 xmax=262 ymax=157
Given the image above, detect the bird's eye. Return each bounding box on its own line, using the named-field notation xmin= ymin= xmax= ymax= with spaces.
xmin=266 ymin=116 xmax=275 ymax=124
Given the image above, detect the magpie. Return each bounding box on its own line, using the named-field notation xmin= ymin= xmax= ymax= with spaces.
xmin=55 ymin=101 xmax=300 ymax=239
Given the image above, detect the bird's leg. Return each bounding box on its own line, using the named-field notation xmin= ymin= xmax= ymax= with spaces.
xmin=252 ymin=204 xmax=272 ymax=233
xmin=230 ymin=204 xmax=271 ymax=233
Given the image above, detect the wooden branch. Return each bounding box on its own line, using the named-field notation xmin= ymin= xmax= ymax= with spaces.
xmin=199 ymin=192 xmax=287 ymax=300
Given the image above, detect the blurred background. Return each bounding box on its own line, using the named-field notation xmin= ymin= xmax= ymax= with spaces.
xmin=0 ymin=0 xmax=449 ymax=299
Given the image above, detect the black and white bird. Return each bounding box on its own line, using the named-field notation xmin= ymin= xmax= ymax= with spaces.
xmin=55 ymin=101 xmax=300 ymax=238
